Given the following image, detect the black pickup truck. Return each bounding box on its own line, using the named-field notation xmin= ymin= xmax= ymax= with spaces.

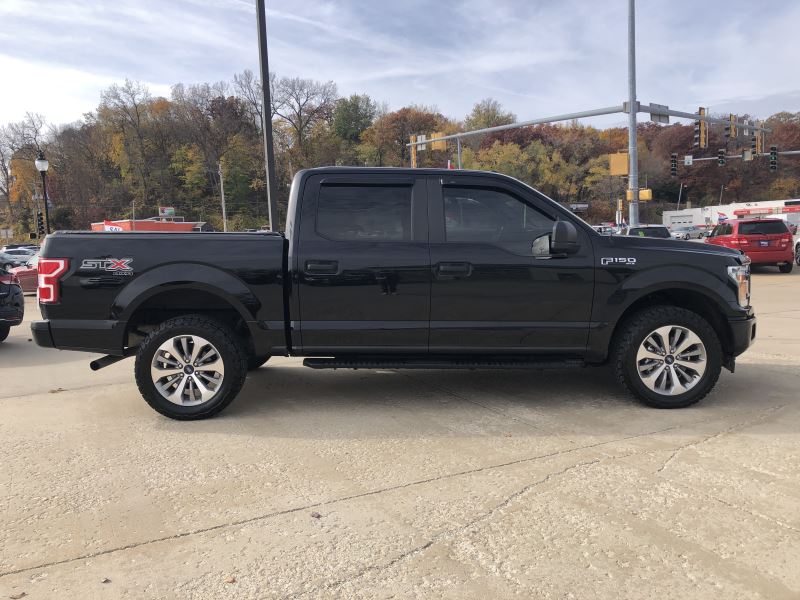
xmin=32 ymin=167 xmax=756 ymax=419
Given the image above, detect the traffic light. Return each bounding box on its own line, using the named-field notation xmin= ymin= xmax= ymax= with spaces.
xmin=751 ymin=135 xmax=757 ymax=153
xmin=670 ymin=153 xmax=678 ymax=177
xmin=36 ymin=211 xmax=45 ymax=236
xmin=693 ymin=107 xmax=707 ymax=148
xmin=717 ymin=149 xmax=726 ymax=166
xmin=769 ymin=146 xmax=778 ymax=171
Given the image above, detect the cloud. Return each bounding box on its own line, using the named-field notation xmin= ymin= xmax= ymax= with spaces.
xmin=1 ymin=0 xmax=799 ymax=129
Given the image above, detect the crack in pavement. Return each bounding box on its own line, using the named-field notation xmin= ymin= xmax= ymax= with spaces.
xmin=656 ymin=404 xmax=788 ymax=474
xmin=0 ymin=422 xmax=692 ymax=579
xmin=289 ymin=456 xmax=610 ymax=599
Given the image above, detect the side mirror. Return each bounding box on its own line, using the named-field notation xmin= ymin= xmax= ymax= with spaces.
xmin=551 ymin=221 xmax=579 ymax=255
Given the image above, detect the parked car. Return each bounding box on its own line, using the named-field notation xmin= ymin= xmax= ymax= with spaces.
xmin=32 ymin=167 xmax=755 ymax=419
xmin=618 ymin=225 xmax=673 ymax=239
xmin=0 ymin=267 xmax=24 ymax=342
xmin=0 ymin=251 xmax=32 ymax=270
xmin=670 ymin=226 xmax=705 ymax=240
xmin=706 ymin=218 xmax=794 ymax=273
xmin=10 ymin=254 xmax=38 ymax=293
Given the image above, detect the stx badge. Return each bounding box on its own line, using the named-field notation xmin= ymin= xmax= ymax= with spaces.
xmin=80 ymin=258 xmax=134 ymax=275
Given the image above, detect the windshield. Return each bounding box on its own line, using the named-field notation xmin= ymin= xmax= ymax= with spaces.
xmin=629 ymin=227 xmax=671 ymax=238
xmin=738 ymin=221 xmax=788 ymax=235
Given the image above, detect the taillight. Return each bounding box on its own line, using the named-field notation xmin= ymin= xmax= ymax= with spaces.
xmin=729 ymin=237 xmax=742 ymax=245
xmin=38 ymin=258 xmax=69 ymax=304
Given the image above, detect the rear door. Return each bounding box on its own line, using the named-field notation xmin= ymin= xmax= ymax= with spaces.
xmin=295 ymin=173 xmax=430 ymax=353
xmin=427 ymin=175 xmax=594 ymax=354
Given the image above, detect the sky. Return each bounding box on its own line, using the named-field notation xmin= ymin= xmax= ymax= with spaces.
xmin=1 ymin=0 xmax=800 ymax=129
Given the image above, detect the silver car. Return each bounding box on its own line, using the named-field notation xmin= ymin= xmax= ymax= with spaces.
xmin=670 ymin=226 xmax=705 ymax=240
xmin=0 ymin=250 xmax=33 ymax=270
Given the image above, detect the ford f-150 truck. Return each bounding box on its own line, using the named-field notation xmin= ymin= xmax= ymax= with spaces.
xmin=32 ymin=167 xmax=756 ymax=419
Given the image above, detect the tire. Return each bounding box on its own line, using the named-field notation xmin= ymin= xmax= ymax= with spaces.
xmin=613 ymin=305 xmax=722 ymax=409
xmin=795 ymin=244 xmax=800 ymax=266
xmin=779 ymin=262 xmax=793 ymax=273
xmin=2 ymin=263 xmax=12 ymax=271
xmin=134 ymin=315 xmax=248 ymax=420
xmin=247 ymin=354 xmax=271 ymax=371
xmin=0 ymin=325 xmax=9 ymax=343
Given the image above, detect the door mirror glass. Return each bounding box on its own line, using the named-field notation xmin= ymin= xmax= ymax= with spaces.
xmin=551 ymin=221 xmax=579 ymax=255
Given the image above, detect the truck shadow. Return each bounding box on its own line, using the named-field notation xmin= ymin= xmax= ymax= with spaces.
xmin=180 ymin=360 xmax=798 ymax=439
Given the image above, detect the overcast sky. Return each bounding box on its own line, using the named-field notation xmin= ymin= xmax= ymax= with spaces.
xmin=2 ymin=0 xmax=799 ymax=129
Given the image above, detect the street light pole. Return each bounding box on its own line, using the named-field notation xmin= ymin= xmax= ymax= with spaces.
xmin=255 ymin=0 xmax=279 ymax=232
xmin=34 ymin=150 xmax=51 ymax=234
xmin=627 ymin=0 xmax=640 ymax=227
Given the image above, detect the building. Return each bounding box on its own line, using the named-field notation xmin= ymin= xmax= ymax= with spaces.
xmin=662 ymin=199 xmax=800 ymax=230
xmin=90 ymin=216 xmax=206 ymax=232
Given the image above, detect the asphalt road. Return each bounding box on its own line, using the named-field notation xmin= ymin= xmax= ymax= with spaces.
xmin=1 ymin=268 xmax=799 ymax=599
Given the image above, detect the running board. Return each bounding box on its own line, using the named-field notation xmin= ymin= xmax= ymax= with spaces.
xmin=303 ymin=358 xmax=585 ymax=370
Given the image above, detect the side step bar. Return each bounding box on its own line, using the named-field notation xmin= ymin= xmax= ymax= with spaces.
xmin=303 ymin=358 xmax=585 ymax=370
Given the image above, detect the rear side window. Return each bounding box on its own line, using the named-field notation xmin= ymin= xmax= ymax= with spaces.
xmin=738 ymin=221 xmax=788 ymax=235
xmin=630 ymin=227 xmax=671 ymax=238
xmin=316 ymin=184 xmax=412 ymax=241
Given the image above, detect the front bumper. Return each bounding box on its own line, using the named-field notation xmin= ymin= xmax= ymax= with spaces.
xmin=728 ymin=314 xmax=757 ymax=357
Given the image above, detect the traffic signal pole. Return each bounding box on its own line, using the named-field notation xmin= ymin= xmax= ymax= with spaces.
xmin=627 ymin=0 xmax=640 ymax=226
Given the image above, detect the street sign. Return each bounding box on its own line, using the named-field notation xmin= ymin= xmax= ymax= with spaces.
xmin=569 ymin=203 xmax=589 ymax=212
xmin=416 ymin=134 xmax=427 ymax=151
xmin=684 ymin=155 xmax=693 ymax=166
xmin=608 ymin=152 xmax=629 ymax=176
xmin=649 ymin=103 xmax=669 ymax=124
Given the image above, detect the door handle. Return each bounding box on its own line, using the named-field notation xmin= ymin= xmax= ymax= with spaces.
xmin=304 ymin=260 xmax=339 ymax=275
xmin=436 ymin=262 xmax=472 ymax=277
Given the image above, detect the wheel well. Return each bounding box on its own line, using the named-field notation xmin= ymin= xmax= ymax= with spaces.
xmin=610 ymin=289 xmax=732 ymax=355
xmin=125 ymin=289 xmax=253 ymax=353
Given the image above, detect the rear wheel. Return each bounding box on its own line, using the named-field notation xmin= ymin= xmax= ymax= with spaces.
xmin=779 ymin=262 xmax=793 ymax=273
xmin=613 ymin=306 xmax=722 ymax=409
xmin=0 ymin=325 xmax=9 ymax=343
xmin=134 ymin=315 xmax=247 ymax=420
xmin=2 ymin=263 xmax=12 ymax=270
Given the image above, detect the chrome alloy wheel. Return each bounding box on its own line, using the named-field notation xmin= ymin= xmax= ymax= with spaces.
xmin=635 ymin=325 xmax=707 ymax=396
xmin=150 ymin=335 xmax=225 ymax=406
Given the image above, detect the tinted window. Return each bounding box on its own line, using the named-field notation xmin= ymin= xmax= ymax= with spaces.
xmin=738 ymin=221 xmax=788 ymax=235
xmin=629 ymin=227 xmax=671 ymax=238
xmin=316 ymin=184 xmax=412 ymax=241
xmin=443 ymin=187 xmax=554 ymax=255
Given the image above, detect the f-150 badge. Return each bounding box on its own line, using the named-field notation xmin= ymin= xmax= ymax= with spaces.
xmin=601 ymin=257 xmax=636 ymax=266
xmin=80 ymin=258 xmax=134 ymax=274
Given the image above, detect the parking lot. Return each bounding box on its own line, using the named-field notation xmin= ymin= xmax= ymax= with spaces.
xmin=1 ymin=268 xmax=799 ymax=599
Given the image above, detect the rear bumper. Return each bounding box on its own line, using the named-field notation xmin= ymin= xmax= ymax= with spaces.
xmin=0 ymin=306 xmax=24 ymax=326
xmin=31 ymin=319 xmax=125 ymax=354
xmin=728 ymin=314 xmax=757 ymax=357
xmin=746 ymin=249 xmax=793 ymax=264
xmin=31 ymin=320 xmax=55 ymax=347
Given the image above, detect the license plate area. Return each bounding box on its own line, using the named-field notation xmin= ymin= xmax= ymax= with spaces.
xmin=759 ymin=240 xmax=770 ymax=247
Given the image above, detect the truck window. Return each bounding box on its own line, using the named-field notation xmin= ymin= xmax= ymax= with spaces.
xmin=316 ymin=184 xmax=412 ymax=242
xmin=443 ymin=186 xmax=554 ymax=255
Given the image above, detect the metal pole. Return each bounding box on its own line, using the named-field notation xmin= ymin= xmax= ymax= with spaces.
xmin=256 ymin=0 xmax=279 ymax=231
xmin=718 ymin=184 xmax=725 ymax=206
xmin=456 ymin=137 xmax=462 ymax=169
xmin=131 ymin=200 xmax=135 ymax=230
xmin=219 ymin=162 xmax=228 ymax=232
xmin=676 ymin=182 xmax=683 ymax=210
xmin=40 ymin=171 xmax=51 ymax=234
xmin=627 ymin=0 xmax=640 ymax=227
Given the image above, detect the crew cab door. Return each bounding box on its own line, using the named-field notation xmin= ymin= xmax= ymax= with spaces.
xmin=295 ymin=173 xmax=430 ymax=353
xmin=427 ymin=175 xmax=594 ymax=354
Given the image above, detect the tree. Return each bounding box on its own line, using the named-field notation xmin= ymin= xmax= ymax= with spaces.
xmin=464 ymin=98 xmax=516 ymax=131
xmin=273 ymin=77 xmax=338 ymax=157
xmin=332 ymin=94 xmax=377 ymax=143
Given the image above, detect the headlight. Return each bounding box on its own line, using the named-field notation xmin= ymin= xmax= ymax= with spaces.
xmin=727 ymin=264 xmax=751 ymax=308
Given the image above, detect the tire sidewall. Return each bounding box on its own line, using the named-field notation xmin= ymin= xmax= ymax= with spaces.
xmin=619 ymin=308 xmax=722 ymax=408
xmin=135 ymin=318 xmax=246 ymax=419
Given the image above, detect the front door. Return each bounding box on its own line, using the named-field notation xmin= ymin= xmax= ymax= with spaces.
xmin=296 ymin=173 xmax=430 ymax=354
xmin=427 ymin=175 xmax=594 ymax=354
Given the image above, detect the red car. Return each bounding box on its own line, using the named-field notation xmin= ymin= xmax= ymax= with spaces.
xmin=9 ymin=254 xmax=38 ymax=293
xmin=706 ymin=218 xmax=794 ymax=273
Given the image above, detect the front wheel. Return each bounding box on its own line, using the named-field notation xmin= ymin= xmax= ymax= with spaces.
xmin=779 ymin=262 xmax=793 ymax=273
xmin=613 ymin=306 xmax=722 ymax=409
xmin=134 ymin=315 xmax=248 ymax=420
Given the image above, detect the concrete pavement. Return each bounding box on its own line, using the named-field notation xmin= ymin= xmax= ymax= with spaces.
xmin=1 ymin=269 xmax=799 ymax=599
